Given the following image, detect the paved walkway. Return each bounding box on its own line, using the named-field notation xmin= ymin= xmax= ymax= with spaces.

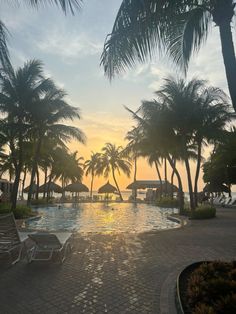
xmin=0 ymin=208 xmax=236 ymax=314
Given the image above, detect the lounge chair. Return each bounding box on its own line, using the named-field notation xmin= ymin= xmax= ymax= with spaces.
xmin=27 ymin=232 xmax=73 ymax=263
xmin=0 ymin=213 xmax=24 ymax=266
xmin=222 ymin=197 xmax=232 ymax=207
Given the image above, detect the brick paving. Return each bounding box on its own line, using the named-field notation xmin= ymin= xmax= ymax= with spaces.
xmin=0 ymin=207 xmax=236 ymax=314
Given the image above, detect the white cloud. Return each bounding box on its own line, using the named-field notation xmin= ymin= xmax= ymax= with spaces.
xmin=36 ymin=29 xmax=103 ymax=61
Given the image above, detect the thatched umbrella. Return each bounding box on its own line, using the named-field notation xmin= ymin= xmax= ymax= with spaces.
xmin=64 ymin=182 xmax=89 ymax=202
xmin=98 ymin=181 xmax=117 ymax=201
xmin=64 ymin=182 xmax=89 ymax=193
xmin=98 ymin=181 xmax=117 ymax=194
xmin=38 ymin=182 xmax=63 ymax=194
xmin=23 ymin=183 xmax=37 ymax=193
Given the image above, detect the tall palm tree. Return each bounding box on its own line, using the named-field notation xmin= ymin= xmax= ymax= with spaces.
xmin=127 ymin=100 xmax=185 ymax=209
xmin=101 ymin=0 xmax=236 ymax=111
xmin=97 ymin=143 xmax=131 ymax=201
xmin=84 ymin=152 xmax=101 ymax=198
xmin=125 ymin=126 xmax=142 ymax=200
xmin=27 ymin=82 xmax=86 ymax=205
xmin=52 ymin=150 xmax=84 ymax=190
xmin=155 ymin=77 xmax=230 ymax=208
xmin=0 ymin=1 xmax=82 ymax=67
xmin=0 ymin=59 xmax=54 ymax=209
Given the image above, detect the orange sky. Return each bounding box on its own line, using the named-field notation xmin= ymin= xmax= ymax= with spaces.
xmin=68 ymin=114 xmax=208 ymax=193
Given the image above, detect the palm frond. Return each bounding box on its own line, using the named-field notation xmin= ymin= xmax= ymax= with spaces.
xmin=101 ymin=0 xmax=212 ymax=78
xmin=22 ymin=0 xmax=82 ymax=15
xmin=0 ymin=21 xmax=11 ymax=70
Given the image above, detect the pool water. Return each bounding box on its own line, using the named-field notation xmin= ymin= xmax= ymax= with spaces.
xmin=27 ymin=203 xmax=180 ymax=233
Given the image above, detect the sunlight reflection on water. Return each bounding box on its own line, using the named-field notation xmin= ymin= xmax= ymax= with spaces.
xmin=27 ymin=203 xmax=179 ymax=233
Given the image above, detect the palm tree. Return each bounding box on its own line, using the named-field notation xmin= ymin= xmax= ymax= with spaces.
xmin=127 ymin=100 xmax=185 ymax=209
xmin=84 ymin=152 xmax=101 ymax=198
xmin=101 ymin=0 xmax=236 ymax=111
xmin=0 ymin=1 xmax=82 ymax=68
xmin=125 ymin=127 xmax=142 ymax=200
xmin=97 ymin=143 xmax=131 ymax=201
xmin=0 ymin=60 xmax=54 ymax=209
xmin=27 ymin=82 xmax=86 ymax=205
xmin=155 ymin=77 xmax=230 ymax=208
xmin=52 ymin=150 xmax=84 ymax=191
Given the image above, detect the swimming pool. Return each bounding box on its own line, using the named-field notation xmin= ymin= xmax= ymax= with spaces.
xmin=27 ymin=203 xmax=180 ymax=233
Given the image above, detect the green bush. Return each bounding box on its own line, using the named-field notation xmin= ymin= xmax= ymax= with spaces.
xmin=156 ymin=196 xmax=179 ymax=208
xmin=0 ymin=203 xmax=32 ymax=219
xmin=179 ymin=207 xmax=191 ymax=216
xmin=191 ymin=205 xmax=216 ymax=219
xmin=186 ymin=261 xmax=236 ymax=314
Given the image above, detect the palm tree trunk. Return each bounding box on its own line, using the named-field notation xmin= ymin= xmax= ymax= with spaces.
xmin=218 ymin=20 xmax=236 ymax=112
xmin=184 ymin=155 xmax=195 ymax=211
xmin=47 ymin=172 xmax=53 ymax=202
xmin=167 ymin=155 xmax=184 ymax=211
xmin=171 ymin=159 xmax=176 ymax=200
xmin=11 ymin=131 xmax=23 ymax=210
xmin=194 ymin=140 xmax=202 ymax=208
xmin=43 ymin=167 xmax=47 ymax=199
xmin=21 ymin=168 xmax=27 ymax=199
xmin=11 ymin=166 xmax=21 ymax=209
xmin=112 ymin=168 xmax=123 ymax=201
xmin=90 ymin=173 xmax=94 ymax=198
xmin=133 ymin=155 xmax=137 ymax=201
xmin=154 ymin=160 xmax=162 ymax=199
xmin=164 ymin=157 xmax=167 ymax=195
xmin=36 ymin=167 xmax=40 ymax=200
xmin=27 ymin=137 xmax=42 ymax=206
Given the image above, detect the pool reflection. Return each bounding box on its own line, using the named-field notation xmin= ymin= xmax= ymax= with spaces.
xmin=28 ymin=203 xmax=179 ymax=233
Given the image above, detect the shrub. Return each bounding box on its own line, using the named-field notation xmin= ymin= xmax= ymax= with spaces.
xmin=0 ymin=203 xmax=32 ymax=219
xmin=191 ymin=205 xmax=216 ymax=219
xmin=156 ymin=196 xmax=179 ymax=208
xmin=186 ymin=261 xmax=236 ymax=313
xmin=179 ymin=207 xmax=191 ymax=216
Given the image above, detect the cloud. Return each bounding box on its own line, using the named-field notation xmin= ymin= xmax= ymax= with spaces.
xmin=36 ymin=29 xmax=103 ymax=62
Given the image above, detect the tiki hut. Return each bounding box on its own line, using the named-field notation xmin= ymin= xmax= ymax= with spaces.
xmin=98 ymin=181 xmax=117 ymax=201
xmin=38 ymin=182 xmax=63 ymax=194
xmin=64 ymin=182 xmax=89 ymax=193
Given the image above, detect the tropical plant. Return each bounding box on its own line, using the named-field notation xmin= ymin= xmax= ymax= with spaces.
xmin=101 ymin=0 xmax=236 ymax=111
xmin=97 ymin=143 xmax=131 ymax=201
xmin=203 ymin=128 xmax=236 ymax=189
xmin=126 ymin=77 xmax=230 ymax=210
xmin=84 ymin=152 xmax=101 ymax=198
xmin=154 ymin=77 xmax=230 ymax=208
xmin=52 ymin=150 xmax=84 ymax=189
xmin=127 ymin=99 xmax=185 ymax=209
xmin=125 ymin=126 xmax=143 ymax=200
xmin=26 ymin=81 xmax=86 ymax=205
xmin=0 ymin=60 xmax=50 ymax=209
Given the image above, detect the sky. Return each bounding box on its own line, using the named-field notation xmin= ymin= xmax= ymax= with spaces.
xmin=1 ymin=1 xmax=235 ymax=192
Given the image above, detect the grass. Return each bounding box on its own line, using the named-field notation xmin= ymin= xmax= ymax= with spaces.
xmin=0 ymin=203 xmax=33 ymax=219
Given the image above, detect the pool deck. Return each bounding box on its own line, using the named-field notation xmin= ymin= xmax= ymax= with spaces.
xmin=0 ymin=207 xmax=236 ymax=314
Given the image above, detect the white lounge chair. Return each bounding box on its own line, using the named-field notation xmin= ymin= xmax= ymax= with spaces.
xmin=213 ymin=195 xmax=225 ymax=206
xmin=227 ymin=197 xmax=236 ymax=207
xmin=0 ymin=213 xmax=24 ymax=266
xmin=222 ymin=197 xmax=232 ymax=207
xmin=28 ymin=232 xmax=73 ymax=263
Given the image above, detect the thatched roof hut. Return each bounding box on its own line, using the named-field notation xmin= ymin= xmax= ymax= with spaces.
xmin=64 ymin=182 xmax=89 ymax=193
xmin=98 ymin=181 xmax=117 ymax=194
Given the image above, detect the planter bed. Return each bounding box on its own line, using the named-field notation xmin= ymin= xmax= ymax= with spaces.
xmin=176 ymin=261 xmax=236 ymax=314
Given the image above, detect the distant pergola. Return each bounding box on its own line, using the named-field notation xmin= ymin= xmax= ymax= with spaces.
xmin=126 ymin=180 xmax=178 ymax=192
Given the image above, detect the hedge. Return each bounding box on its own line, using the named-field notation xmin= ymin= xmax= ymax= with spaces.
xmin=0 ymin=203 xmax=33 ymax=219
